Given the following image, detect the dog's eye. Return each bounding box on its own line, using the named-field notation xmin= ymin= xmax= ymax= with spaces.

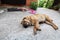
xmin=23 ymin=17 xmax=26 ymax=20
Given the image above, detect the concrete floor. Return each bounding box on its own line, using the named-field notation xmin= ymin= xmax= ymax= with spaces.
xmin=0 ymin=8 xmax=60 ymax=40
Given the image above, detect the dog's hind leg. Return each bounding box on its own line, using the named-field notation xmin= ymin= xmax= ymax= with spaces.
xmin=45 ymin=21 xmax=58 ymax=30
xmin=44 ymin=14 xmax=53 ymax=23
xmin=45 ymin=15 xmax=58 ymax=30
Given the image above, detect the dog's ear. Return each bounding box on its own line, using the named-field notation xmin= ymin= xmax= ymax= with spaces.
xmin=21 ymin=17 xmax=26 ymax=24
xmin=21 ymin=20 xmax=23 ymax=24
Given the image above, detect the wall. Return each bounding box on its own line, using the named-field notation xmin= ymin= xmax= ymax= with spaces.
xmin=1 ymin=0 xmax=26 ymax=5
xmin=0 ymin=0 xmax=1 ymax=4
xmin=26 ymin=0 xmax=37 ymax=6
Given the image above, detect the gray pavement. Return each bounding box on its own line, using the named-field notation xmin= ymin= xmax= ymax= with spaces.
xmin=0 ymin=8 xmax=60 ymax=40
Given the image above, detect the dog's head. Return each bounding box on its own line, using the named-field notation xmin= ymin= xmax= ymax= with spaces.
xmin=21 ymin=17 xmax=31 ymax=28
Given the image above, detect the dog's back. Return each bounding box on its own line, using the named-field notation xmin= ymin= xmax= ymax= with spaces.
xmin=30 ymin=14 xmax=46 ymax=22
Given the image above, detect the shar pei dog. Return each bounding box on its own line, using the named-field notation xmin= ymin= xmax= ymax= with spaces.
xmin=21 ymin=14 xmax=58 ymax=35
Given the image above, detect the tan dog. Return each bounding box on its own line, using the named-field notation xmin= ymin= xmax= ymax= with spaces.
xmin=21 ymin=14 xmax=58 ymax=35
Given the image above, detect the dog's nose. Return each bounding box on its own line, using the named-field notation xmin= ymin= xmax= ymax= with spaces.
xmin=23 ymin=26 xmax=28 ymax=28
xmin=23 ymin=25 xmax=28 ymax=28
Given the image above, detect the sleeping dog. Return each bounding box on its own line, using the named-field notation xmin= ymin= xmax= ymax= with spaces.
xmin=21 ymin=14 xmax=58 ymax=35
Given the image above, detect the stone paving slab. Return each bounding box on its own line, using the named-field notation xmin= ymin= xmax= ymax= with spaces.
xmin=0 ymin=8 xmax=60 ymax=40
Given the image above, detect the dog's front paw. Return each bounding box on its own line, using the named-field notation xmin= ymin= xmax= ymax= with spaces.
xmin=37 ymin=29 xmax=41 ymax=31
xmin=34 ymin=32 xmax=37 ymax=35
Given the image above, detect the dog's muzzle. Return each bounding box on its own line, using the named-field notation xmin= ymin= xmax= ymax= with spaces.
xmin=22 ymin=23 xmax=29 ymax=28
xmin=23 ymin=24 xmax=29 ymax=28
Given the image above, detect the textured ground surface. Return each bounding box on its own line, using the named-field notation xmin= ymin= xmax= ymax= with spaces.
xmin=0 ymin=8 xmax=60 ymax=40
